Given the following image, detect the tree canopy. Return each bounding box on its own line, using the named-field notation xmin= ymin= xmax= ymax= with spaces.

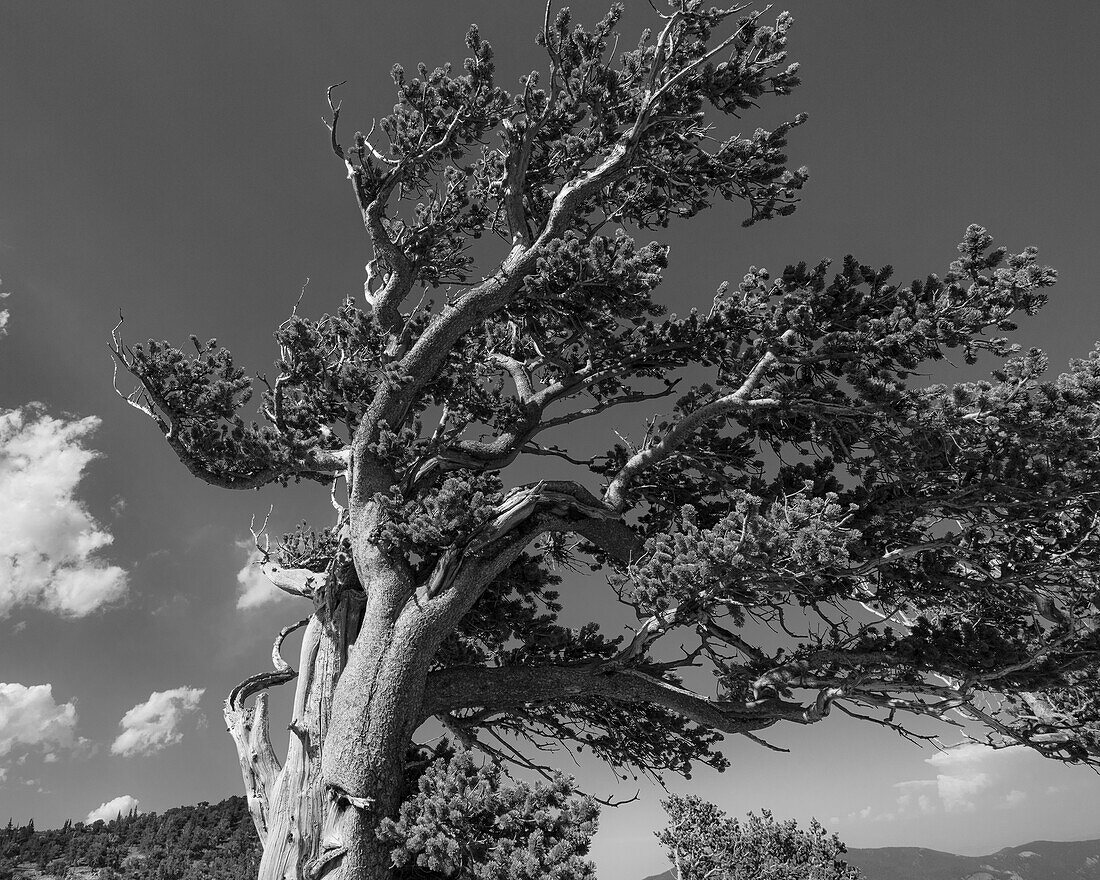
xmin=0 ymin=798 xmax=258 ymax=880
xmin=657 ymin=796 xmax=861 ymax=880
xmin=107 ymin=1 xmax=1100 ymax=877
xmin=380 ymin=746 xmax=599 ymax=880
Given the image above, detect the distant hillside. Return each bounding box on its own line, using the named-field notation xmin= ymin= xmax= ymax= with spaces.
xmin=642 ymin=838 xmax=1100 ymax=880
xmin=843 ymin=839 xmax=1100 ymax=880
xmin=0 ymin=797 xmax=258 ymax=880
xmin=5 ymin=798 xmax=1098 ymax=880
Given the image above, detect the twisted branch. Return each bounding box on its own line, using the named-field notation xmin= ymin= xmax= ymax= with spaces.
xmin=224 ymin=617 xmax=311 ymax=842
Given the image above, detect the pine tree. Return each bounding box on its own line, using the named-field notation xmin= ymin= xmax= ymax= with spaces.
xmin=110 ymin=2 xmax=1100 ymax=878
xmin=657 ymin=797 xmax=861 ymax=880
xmin=379 ymin=746 xmax=598 ymax=880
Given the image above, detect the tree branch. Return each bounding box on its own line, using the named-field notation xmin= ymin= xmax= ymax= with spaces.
xmin=323 ymin=83 xmax=416 ymax=335
xmin=534 ymin=381 xmax=681 ymax=434
xmin=419 ymin=478 xmax=642 ymax=606
xmin=354 ymin=9 xmax=751 ymax=451
xmin=109 ymin=329 xmax=349 ymax=490
xmin=501 ymin=79 xmax=542 ymax=248
xmin=422 ymin=662 xmax=820 ymax=735
xmin=604 ymin=331 xmax=795 ymax=511
xmin=488 ymin=352 xmax=537 ymax=403
xmin=224 ymin=616 xmax=311 ymax=842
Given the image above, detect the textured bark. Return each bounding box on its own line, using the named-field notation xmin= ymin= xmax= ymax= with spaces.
xmin=255 ymin=617 xmax=328 ymax=880
xmin=226 ymin=598 xmax=368 ymax=880
xmin=225 ymin=618 xmax=310 ymax=843
xmin=220 ymin=487 xmax=641 ymax=878
xmin=223 ymin=533 xmax=441 ymax=880
xmin=322 ymin=557 xmax=439 ymax=880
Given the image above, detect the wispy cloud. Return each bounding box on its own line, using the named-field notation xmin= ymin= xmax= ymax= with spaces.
xmin=1002 ymin=789 xmax=1027 ymax=808
xmin=0 ymin=405 xmax=128 ymax=617
xmin=0 ymin=682 xmax=79 ymax=759
xmin=86 ymin=795 xmax=140 ymax=824
xmin=235 ymin=539 xmax=287 ymax=610
xmin=891 ymin=743 xmax=1030 ymax=815
xmin=840 ymin=743 xmax=1039 ymax=825
xmin=111 ymin=687 xmax=204 ymax=756
xmin=846 ymin=803 xmax=901 ymax=824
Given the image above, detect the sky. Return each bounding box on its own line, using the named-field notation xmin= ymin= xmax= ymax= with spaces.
xmin=2 ymin=1 xmax=1100 ymax=878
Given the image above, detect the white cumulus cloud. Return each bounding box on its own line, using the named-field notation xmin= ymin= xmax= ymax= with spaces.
xmin=894 ymin=779 xmax=937 ymax=815
xmin=889 ymin=743 xmax=1033 ymax=815
xmin=935 ymin=770 xmax=990 ymax=812
xmin=111 ymin=687 xmax=205 ymax=756
xmin=924 ymin=743 xmax=1001 ymax=812
xmin=0 ymin=405 xmax=128 ymax=617
xmin=0 ymin=682 xmax=78 ymax=758
xmin=86 ymin=795 xmax=140 ymax=824
xmin=235 ymin=539 xmax=288 ymax=610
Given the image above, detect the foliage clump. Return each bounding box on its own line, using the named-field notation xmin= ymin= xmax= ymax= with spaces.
xmin=379 ymin=748 xmax=599 ymax=880
xmin=657 ymin=796 xmax=862 ymax=880
xmin=0 ymin=798 xmax=259 ymax=880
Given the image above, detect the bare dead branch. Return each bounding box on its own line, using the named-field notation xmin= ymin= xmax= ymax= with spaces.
xmin=322 ymin=82 xmax=349 ymax=160
xmin=224 ymin=616 xmax=311 ymax=842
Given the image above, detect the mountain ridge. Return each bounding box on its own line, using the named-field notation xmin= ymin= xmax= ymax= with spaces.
xmin=642 ymin=836 xmax=1100 ymax=880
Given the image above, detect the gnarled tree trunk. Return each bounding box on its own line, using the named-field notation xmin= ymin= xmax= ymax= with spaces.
xmin=222 ymin=480 xmax=645 ymax=880
xmin=224 ymin=532 xmax=454 ymax=880
xmin=225 ymin=584 xmax=410 ymax=880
